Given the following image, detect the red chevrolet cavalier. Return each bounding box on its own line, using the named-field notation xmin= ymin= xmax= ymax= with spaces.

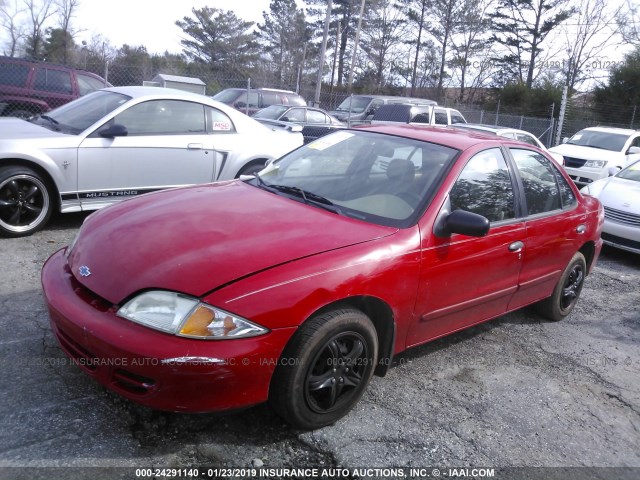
xmin=42 ymin=125 xmax=604 ymax=429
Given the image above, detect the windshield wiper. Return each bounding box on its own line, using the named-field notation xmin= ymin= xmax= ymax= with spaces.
xmin=38 ymin=114 xmax=61 ymax=131
xmin=267 ymin=184 xmax=344 ymax=215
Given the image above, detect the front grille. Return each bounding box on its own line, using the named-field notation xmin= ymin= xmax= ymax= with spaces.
xmin=564 ymin=156 xmax=588 ymax=168
xmin=602 ymin=232 xmax=640 ymax=251
xmin=604 ymin=206 xmax=640 ymax=226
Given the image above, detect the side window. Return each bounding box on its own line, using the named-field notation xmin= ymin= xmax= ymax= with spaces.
xmin=34 ymin=68 xmax=72 ymax=94
xmin=450 ymin=148 xmax=516 ymax=223
xmin=307 ymin=110 xmax=327 ymax=124
xmin=76 ymin=73 xmax=105 ymax=96
xmin=631 ymin=136 xmax=640 ymax=148
xmin=554 ymin=165 xmax=577 ymax=209
xmin=0 ymin=63 xmax=30 ymax=87
xmin=368 ymin=100 xmax=384 ymax=115
xmin=434 ymin=109 xmax=448 ymax=125
xmin=510 ymin=149 xmax=562 ymax=215
xmin=515 ymin=133 xmax=538 ymax=146
xmin=208 ymin=107 xmax=236 ymax=133
xmin=235 ymin=92 xmax=259 ymax=108
xmin=285 ymin=108 xmax=306 ymax=122
xmin=111 ymin=100 xmax=206 ymax=135
xmin=450 ymin=112 xmax=466 ymax=124
xmin=261 ymin=93 xmax=278 ymax=107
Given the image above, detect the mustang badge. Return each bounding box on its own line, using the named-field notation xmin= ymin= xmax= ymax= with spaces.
xmin=78 ymin=266 xmax=92 ymax=277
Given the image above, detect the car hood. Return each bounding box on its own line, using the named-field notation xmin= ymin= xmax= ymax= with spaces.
xmin=0 ymin=117 xmax=69 ymax=140
xmin=588 ymin=176 xmax=640 ymax=211
xmin=68 ymin=181 xmax=397 ymax=304
xmin=548 ymin=143 xmax=622 ymax=161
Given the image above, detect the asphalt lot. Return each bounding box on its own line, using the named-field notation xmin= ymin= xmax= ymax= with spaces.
xmin=0 ymin=211 xmax=639 ymax=479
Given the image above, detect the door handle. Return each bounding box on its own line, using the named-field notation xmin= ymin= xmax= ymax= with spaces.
xmin=576 ymin=224 xmax=586 ymax=234
xmin=508 ymin=241 xmax=524 ymax=252
xmin=187 ymin=143 xmax=203 ymax=150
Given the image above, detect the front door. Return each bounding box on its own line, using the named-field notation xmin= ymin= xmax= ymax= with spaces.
xmin=408 ymin=147 xmax=525 ymax=347
xmin=77 ymin=99 xmax=215 ymax=208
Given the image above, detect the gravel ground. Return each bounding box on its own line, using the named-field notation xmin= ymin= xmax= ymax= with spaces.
xmin=0 ymin=211 xmax=639 ymax=479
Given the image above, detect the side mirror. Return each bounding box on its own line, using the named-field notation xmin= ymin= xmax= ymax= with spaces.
xmin=626 ymin=146 xmax=640 ymax=155
xmin=436 ymin=209 xmax=490 ymax=238
xmin=281 ymin=116 xmax=289 ymax=122
xmin=235 ymin=101 xmax=246 ymax=109
xmin=366 ymin=108 xmax=375 ymax=116
xmin=562 ymin=137 xmax=569 ymax=144
xmin=99 ymin=123 xmax=128 ymax=138
xmin=608 ymin=166 xmax=621 ymax=176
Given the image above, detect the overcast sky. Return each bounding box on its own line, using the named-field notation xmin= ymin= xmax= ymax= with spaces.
xmin=73 ymin=0 xmax=281 ymax=54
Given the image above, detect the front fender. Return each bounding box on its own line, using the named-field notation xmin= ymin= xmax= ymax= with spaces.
xmin=203 ymin=227 xmax=422 ymax=356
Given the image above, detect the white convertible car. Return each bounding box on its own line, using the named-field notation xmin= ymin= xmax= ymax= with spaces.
xmin=0 ymin=86 xmax=304 ymax=237
xmin=581 ymin=159 xmax=640 ymax=254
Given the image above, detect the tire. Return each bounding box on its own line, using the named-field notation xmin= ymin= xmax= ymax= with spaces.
xmin=0 ymin=167 xmax=53 ymax=237
xmin=237 ymin=162 xmax=266 ymax=178
xmin=269 ymin=308 xmax=378 ymax=430
xmin=535 ymin=252 xmax=586 ymax=321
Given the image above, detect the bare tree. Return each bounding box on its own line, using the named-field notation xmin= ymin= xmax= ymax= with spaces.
xmin=428 ymin=0 xmax=470 ymax=100
xmin=617 ymin=0 xmax=639 ymax=47
xmin=358 ymin=0 xmax=408 ymax=88
xmin=449 ymin=0 xmax=493 ymax=102
xmin=562 ymin=0 xmax=623 ymax=91
xmin=398 ymin=0 xmax=429 ymax=96
xmin=23 ymin=0 xmax=55 ymax=59
xmin=0 ymin=0 xmax=26 ymax=56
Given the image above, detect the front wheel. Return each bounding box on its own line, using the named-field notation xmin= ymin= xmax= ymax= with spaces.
xmin=0 ymin=167 xmax=53 ymax=237
xmin=535 ymin=252 xmax=586 ymax=321
xmin=269 ymin=308 xmax=378 ymax=429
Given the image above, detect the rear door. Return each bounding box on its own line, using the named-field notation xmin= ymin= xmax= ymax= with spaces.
xmin=505 ymin=147 xmax=584 ymax=310
xmin=31 ymin=65 xmax=75 ymax=110
xmin=409 ymin=147 xmax=526 ymax=346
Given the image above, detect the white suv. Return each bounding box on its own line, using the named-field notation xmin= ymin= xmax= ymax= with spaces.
xmin=549 ymin=127 xmax=640 ymax=186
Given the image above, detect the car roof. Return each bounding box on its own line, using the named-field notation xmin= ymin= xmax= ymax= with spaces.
xmin=579 ymin=126 xmax=637 ymax=135
xmin=356 ymin=124 xmax=504 ymax=149
xmin=455 ymin=123 xmax=536 ymax=136
xmin=105 ymin=85 xmax=210 ymax=100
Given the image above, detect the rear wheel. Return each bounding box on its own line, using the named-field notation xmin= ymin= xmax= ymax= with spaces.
xmin=535 ymin=252 xmax=586 ymax=321
xmin=269 ymin=308 xmax=378 ymax=429
xmin=0 ymin=167 xmax=53 ymax=237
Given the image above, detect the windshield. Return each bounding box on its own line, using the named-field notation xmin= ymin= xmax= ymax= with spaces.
xmin=617 ymin=161 xmax=640 ymax=182
xmin=31 ymin=90 xmax=130 ymax=134
xmin=254 ymin=105 xmax=289 ymax=119
xmin=252 ymin=130 xmax=459 ymax=227
xmin=212 ymin=89 xmax=242 ymax=103
xmin=566 ymin=129 xmax=629 ymax=152
xmin=335 ymin=96 xmax=373 ymax=113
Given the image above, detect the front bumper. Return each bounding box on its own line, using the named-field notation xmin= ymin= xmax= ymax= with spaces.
xmin=602 ymin=219 xmax=640 ymax=254
xmin=564 ymin=166 xmax=607 ymax=186
xmin=41 ymin=249 xmax=296 ymax=412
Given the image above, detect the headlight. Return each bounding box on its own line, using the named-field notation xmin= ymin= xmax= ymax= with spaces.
xmin=117 ymin=290 xmax=268 ymax=339
xmin=584 ymin=160 xmax=607 ymax=168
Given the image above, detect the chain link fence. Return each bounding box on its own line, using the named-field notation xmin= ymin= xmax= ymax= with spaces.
xmin=1 ymin=57 xmax=638 ymax=148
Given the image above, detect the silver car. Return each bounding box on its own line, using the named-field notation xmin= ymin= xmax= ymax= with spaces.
xmin=0 ymin=86 xmax=303 ymax=237
xmin=581 ymin=159 xmax=640 ymax=254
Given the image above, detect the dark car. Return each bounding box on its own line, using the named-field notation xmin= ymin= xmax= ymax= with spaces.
xmin=212 ymin=87 xmax=306 ymax=116
xmin=0 ymin=56 xmax=110 ymax=118
xmin=253 ymin=105 xmax=345 ymax=143
xmin=42 ymin=125 xmax=603 ymax=430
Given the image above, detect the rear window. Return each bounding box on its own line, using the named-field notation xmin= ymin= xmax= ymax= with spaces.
xmin=0 ymin=62 xmax=30 ymax=87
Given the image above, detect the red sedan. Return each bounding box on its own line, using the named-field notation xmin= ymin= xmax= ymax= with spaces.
xmin=42 ymin=125 xmax=604 ymax=429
